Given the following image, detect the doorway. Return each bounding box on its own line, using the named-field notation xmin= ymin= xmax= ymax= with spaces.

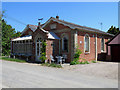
xmin=36 ymin=38 xmax=42 ymax=61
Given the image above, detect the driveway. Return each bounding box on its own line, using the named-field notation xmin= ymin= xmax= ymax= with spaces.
xmin=62 ymin=61 xmax=118 ymax=80
xmin=0 ymin=60 xmax=118 ymax=88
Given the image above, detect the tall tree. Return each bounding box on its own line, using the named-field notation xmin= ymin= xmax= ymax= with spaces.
xmin=2 ymin=19 xmax=21 ymax=56
xmin=107 ymin=26 xmax=119 ymax=35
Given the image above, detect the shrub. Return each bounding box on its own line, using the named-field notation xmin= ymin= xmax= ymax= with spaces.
xmin=70 ymin=45 xmax=82 ymax=65
xmin=39 ymin=41 xmax=46 ymax=63
xmin=84 ymin=61 xmax=89 ymax=64
xmin=91 ymin=60 xmax=96 ymax=63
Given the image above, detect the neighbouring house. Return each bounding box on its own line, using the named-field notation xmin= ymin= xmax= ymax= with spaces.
xmin=11 ymin=16 xmax=114 ymax=63
xmin=106 ymin=31 xmax=120 ymax=62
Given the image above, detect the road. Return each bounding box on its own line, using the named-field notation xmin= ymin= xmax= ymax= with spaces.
xmin=0 ymin=60 xmax=118 ymax=88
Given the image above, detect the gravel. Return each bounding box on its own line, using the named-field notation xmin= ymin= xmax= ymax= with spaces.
xmin=62 ymin=62 xmax=118 ymax=80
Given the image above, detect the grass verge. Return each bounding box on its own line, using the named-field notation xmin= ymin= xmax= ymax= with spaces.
xmin=1 ymin=57 xmax=26 ymax=63
xmin=41 ymin=63 xmax=62 ymax=68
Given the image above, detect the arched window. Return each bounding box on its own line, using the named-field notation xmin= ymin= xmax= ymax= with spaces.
xmin=62 ymin=35 xmax=68 ymax=52
xmin=101 ymin=38 xmax=104 ymax=52
xmin=84 ymin=34 xmax=90 ymax=53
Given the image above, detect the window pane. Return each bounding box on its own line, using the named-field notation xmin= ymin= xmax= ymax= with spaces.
xmin=101 ymin=38 xmax=104 ymax=51
xmin=85 ymin=35 xmax=89 ymax=52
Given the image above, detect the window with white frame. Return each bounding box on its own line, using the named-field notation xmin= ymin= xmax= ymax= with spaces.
xmin=62 ymin=35 xmax=68 ymax=52
xmin=50 ymin=24 xmax=56 ymax=30
xmin=101 ymin=38 xmax=104 ymax=52
xmin=84 ymin=34 xmax=90 ymax=53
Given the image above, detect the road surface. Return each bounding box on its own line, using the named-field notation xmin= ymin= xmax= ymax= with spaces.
xmin=0 ymin=60 xmax=118 ymax=88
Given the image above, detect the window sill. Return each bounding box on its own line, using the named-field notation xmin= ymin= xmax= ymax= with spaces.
xmin=85 ymin=52 xmax=90 ymax=54
xmin=101 ymin=50 xmax=105 ymax=53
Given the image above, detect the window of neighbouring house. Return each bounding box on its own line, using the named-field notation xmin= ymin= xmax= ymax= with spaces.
xmin=62 ymin=35 xmax=68 ymax=52
xmin=28 ymin=31 xmax=32 ymax=35
xmin=84 ymin=34 xmax=90 ymax=53
xmin=101 ymin=38 xmax=104 ymax=52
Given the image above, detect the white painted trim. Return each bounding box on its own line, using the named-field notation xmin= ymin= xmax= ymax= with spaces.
xmin=95 ymin=34 xmax=97 ymax=61
xmin=12 ymin=36 xmax=32 ymax=41
xmin=84 ymin=34 xmax=90 ymax=53
xmin=101 ymin=38 xmax=105 ymax=52
xmin=75 ymin=30 xmax=78 ymax=48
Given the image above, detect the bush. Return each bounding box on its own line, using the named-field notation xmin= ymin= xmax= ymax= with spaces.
xmin=84 ymin=61 xmax=89 ymax=64
xmin=39 ymin=41 xmax=46 ymax=63
xmin=70 ymin=45 xmax=82 ymax=65
xmin=91 ymin=60 xmax=96 ymax=63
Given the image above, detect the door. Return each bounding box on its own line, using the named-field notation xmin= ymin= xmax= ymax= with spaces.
xmin=111 ymin=45 xmax=120 ymax=62
xmin=36 ymin=38 xmax=42 ymax=61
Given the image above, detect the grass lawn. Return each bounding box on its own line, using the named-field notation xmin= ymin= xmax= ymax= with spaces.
xmin=41 ymin=63 xmax=62 ymax=68
xmin=1 ymin=57 xmax=27 ymax=63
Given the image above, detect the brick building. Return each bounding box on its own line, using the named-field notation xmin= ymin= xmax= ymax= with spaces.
xmin=11 ymin=16 xmax=114 ymax=63
xmin=106 ymin=31 xmax=120 ymax=62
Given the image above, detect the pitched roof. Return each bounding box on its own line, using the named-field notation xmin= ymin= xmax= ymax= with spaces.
xmin=42 ymin=17 xmax=114 ymax=36
xmin=28 ymin=24 xmax=38 ymax=32
xmin=106 ymin=31 xmax=120 ymax=45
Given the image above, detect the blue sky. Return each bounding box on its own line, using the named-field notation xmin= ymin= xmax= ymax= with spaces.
xmin=2 ymin=2 xmax=118 ymax=32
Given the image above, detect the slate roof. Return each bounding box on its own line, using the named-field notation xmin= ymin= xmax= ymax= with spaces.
xmin=106 ymin=31 xmax=120 ymax=45
xmin=28 ymin=24 xmax=38 ymax=32
xmin=42 ymin=17 xmax=114 ymax=36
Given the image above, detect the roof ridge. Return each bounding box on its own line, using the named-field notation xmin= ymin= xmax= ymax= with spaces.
xmin=51 ymin=17 xmax=114 ymax=36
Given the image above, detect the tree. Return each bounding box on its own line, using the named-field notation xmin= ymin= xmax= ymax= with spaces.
xmin=107 ymin=26 xmax=119 ymax=35
xmin=2 ymin=19 xmax=21 ymax=56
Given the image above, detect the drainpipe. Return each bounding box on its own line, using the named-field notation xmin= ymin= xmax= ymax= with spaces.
xmin=95 ymin=34 xmax=97 ymax=61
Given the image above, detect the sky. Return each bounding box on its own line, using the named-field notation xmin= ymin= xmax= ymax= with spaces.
xmin=2 ymin=2 xmax=118 ymax=32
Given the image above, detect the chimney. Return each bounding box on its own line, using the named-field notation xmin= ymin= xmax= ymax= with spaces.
xmin=56 ymin=16 xmax=59 ymax=19
xmin=38 ymin=18 xmax=43 ymax=28
xmin=38 ymin=22 xmax=41 ymax=29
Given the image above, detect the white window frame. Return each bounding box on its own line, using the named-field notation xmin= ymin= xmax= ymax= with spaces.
xmin=101 ymin=38 xmax=105 ymax=52
xmin=50 ymin=24 xmax=56 ymax=29
xmin=84 ymin=34 xmax=90 ymax=54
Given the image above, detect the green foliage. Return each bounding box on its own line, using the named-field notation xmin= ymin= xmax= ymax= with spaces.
xmin=70 ymin=46 xmax=82 ymax=65
xmin=41 ymin=63 xmax=62 ymax=68
xmin=73 ymin=46 xmax=82 ymax=60
xmin=2 ymin=19 xmax=21 ymax=56
xmin=2 ymin=57 xmax=26 ymax=63
xmin=91 ymin=60 xmax=96 ymax=63
xmin=39 ymin=41 xmax=46 ymax=63
xmin=107 ymin=26 xmax=119 ymax=35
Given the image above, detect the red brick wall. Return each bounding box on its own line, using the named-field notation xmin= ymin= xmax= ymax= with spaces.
xmin=44 ymin=21 xmax=72 ymax=63
xmin=77 ymin=31 xmax=96 ymax=61
xmin=77 ymin=31 xmax=111 ymax=61
xmin=43 ymin=20 xmax=70 ymax=31
xmin=46 ymin=40 xmax=53 ymax=62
